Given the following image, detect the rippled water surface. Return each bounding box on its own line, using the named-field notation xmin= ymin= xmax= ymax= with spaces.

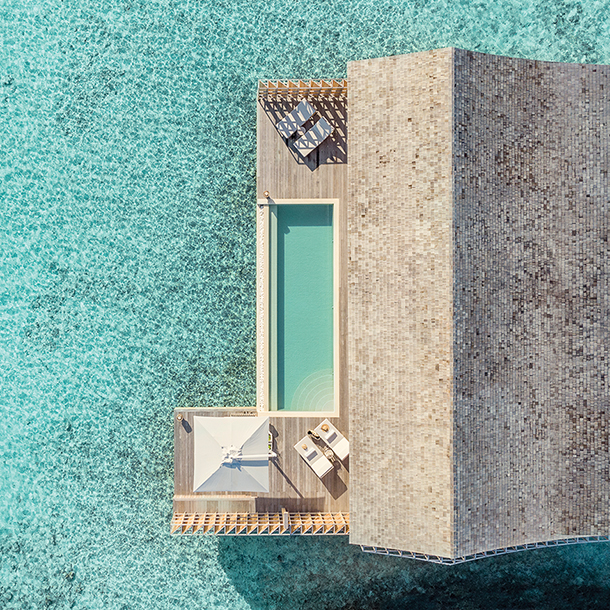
xmin=2 ymin=0 xmax=610 ymax=608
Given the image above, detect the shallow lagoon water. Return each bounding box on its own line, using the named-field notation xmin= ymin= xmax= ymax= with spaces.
xmin=2 ymin=0 xmax=610 ymax=608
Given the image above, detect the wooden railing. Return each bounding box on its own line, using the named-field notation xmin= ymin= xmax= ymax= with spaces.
xmin=171 ymin=511 xmax=349 ymax=535
xmin=258 ymin=79 xmax=347 ymax=99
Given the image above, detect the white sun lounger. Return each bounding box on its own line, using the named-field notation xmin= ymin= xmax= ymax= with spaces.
xmin=294 ymin=436 xmax=333 ymax=478
xmin=294 ymin=117 xmax=334 ymax=157
xmin=276 ymin=99 xmax=316 ymax=139
xmin=314 ymin=419 xmax=349 ymax=461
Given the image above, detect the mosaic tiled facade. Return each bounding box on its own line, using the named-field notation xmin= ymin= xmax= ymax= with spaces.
xmin=348 ymin=48 xmax=610 ymax=558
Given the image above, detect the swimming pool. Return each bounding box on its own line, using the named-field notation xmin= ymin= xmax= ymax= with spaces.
xmin=262 ymin=201 xmax=338 ymax=413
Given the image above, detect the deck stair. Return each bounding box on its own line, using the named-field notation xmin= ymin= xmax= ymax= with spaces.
xmin=258 ymin=79 xmax=347 ymax=99
xmin=171 ymin=511 xmax=350 ymax=535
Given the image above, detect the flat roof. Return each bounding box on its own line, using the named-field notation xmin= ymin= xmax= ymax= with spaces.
xmin=347 ymin=48 xmax=610 ymax=559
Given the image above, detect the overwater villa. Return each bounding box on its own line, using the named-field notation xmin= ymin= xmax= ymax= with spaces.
xmin=171 ymin=48 xmax=610 ymax=564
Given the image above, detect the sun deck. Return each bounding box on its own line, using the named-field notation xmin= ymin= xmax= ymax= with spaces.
xmin=172 ymin=407 xmax=349 ymax=514
xmin=172 ymin=80 xmax=349 ymax=534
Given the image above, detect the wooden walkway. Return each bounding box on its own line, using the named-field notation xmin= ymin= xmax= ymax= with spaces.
xmin=256 ymin=80 xmax=349 ymax=431
xmin=172 ymin=82 xmax=349 ymax=530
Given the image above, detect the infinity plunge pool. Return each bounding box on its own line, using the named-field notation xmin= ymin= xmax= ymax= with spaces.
xmin=267 ymin=202 xmax=336 ymax=412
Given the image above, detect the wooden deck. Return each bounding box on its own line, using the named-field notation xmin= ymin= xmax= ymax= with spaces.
xmin=256 ymin=92 xmax=347 ymax=198
xmin=171 ymin=510 xmax=349 ymax=536
xmin=172 ymin=83 xmax=349 ymax=525
xmin=173 ymin=407 xmax=350 ymax=514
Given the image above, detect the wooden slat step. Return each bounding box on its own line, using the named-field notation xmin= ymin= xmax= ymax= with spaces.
xmin=182 ymin=513 xmax=195 ymax=534
xmin=203 ymin=513 xmax=217 ymax=534
xmin=170 ymin=513 xmax=185 ymax=534
xmin=192 ymin=513 xmax=206 ymax=534
xmin=222 ymin=514 xmax=235 ymax=534
xmin=312 ymin=514 xmax=325 ymax=534
xmin=323 ymin=513 xmax=335 ymax=534
xmin=170 ymin=512 xmax=350 ymax=535
xmin=257 ymin=79 xmax=347 ymax=99
xmin=269 ymin=513 xmax=282 ymax=534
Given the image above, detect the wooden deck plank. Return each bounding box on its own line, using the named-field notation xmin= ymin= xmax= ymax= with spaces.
xmin=256 ymin=96 xmax=347 ymax=200
xmin=173 ymin=86 xmax=349 ymax=519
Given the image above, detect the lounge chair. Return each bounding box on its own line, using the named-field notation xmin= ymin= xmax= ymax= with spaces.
xmin=276 ymin=99 xmax=316 ymax=139
xmin=294 ymin=117 xmax=333 ymax=157
xmin=294 ymin=436 xmax=333 ymax=478
xmin=314 ymin=419 xmax=349 ymax=461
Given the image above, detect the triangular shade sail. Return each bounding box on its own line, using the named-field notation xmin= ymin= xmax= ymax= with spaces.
xmin=193 ymin=416 xmax=270 ymax=493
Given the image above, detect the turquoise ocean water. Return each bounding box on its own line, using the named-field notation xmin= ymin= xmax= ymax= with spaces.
xmin=2 ymin=0 xmax=610 ymax=608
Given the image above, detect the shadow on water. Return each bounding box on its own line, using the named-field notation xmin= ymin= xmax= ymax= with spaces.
xmin=218 ymin=538 xmax=610 ymax=610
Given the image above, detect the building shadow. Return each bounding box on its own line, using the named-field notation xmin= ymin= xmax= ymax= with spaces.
xmin=254 ymin=496 xmax=325 ymax=513
xmin=215 ymin=536 xmax=604 ymax=610
xmin=269 ymin=457 xmax=304 ymax=499
xmin=258 ymin=95 xmax=347 ymax=171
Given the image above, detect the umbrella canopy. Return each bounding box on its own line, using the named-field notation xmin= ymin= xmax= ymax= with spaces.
xmin=193 ymin=416 xmax=271 ymax=493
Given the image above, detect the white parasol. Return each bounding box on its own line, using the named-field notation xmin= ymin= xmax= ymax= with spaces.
xmin=193 ymin=416 xmax=273 ymax=493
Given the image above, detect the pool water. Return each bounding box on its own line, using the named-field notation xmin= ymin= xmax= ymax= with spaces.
xmin=270 ymin=204 xmax=334 ymax=411
xmin=3 ymin=0 xmax=610 ymax=608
